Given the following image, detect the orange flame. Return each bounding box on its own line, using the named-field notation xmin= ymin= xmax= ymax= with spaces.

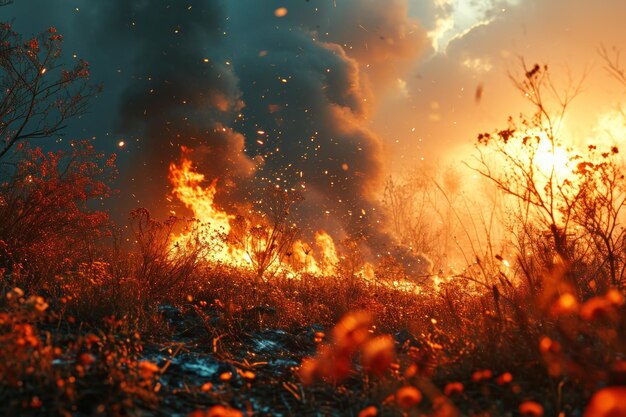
xmin=167 ymin=148 xmax=346 ymax=277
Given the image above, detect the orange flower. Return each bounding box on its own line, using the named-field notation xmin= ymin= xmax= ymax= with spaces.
xmin=84 ymin=333 xmax=101 ymax=347
xmin=314 ymin=346 xmax=351 ymax=383
xmin=138 ymin=360 xmax=160 ymax=379
xmin=551 ymin=293 xmax=578 ymax=316
xmin=188 ymin=405 xmax=244 ymax=417
xmin=584 ymin=387 xmax=626 ymax=417
xmin=299 ymin=357 xmax=319 ymax=385
xmin=443 ymin=382 xmax=464 ymax=396
xmin=519 ymin=401 xmax=544 ymax=417
xmin=580 ymin=296 xmax=615 ymax=321
xmin=539 ymin=337 xmax=561 ymax=354
xmin=431 ymin=397 xmax=458 ymax=417
xmin=241 ymin=370 xmax=256 ymax=380
xmin=404 ymin=364 xmax=418 ymax=378
xmin=332 ymin=311 xmax=372 ymax=354
xmin=496 ymin=372 xmax=513 ymax=385
xmin=26 ymin=295 xmax=48 ymax=312
xmin=606 ymin=289 xmax=625 ymax=307
xmin=30 ymin=396 xmax=42 ymax=408
xmin=361 ymin=335 xmax=395 ymax=375
xmin=78 ymin=353 xmax=96 ymax=368
xmin=395 ymin=386 xmax=422 ymax=409
xmin=358 ymin=406 xmax=378 ymax=417
xmin=6 ymin=287 xmax=24 ymax=300
xmin=471 ymin=369 xmax=493 ymax=382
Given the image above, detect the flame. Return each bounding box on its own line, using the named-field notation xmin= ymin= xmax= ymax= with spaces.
xmin=169 ymin=149 xmax=233 ymax=237
xmin=167 ymin=147 xmax=362 ymax=279
xmin=315 ymin=231 xmax=339 ymax=275
xmin=168 ymin=147 xmax=249 ymax=267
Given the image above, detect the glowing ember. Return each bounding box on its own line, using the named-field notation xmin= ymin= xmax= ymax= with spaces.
xmin=274 ymin=7 xmax=288 ymax=17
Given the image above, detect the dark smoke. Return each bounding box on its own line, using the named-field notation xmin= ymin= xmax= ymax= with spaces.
xmin=96 ymin=0 xmax=256 ymax=216
xmin=97 ymin=0 xmax=431 ymax=275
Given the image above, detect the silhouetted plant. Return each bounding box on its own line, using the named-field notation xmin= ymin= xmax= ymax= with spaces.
xmin=0 ymin=23 xmax=98 ymax=159
xmin=0 ymin=141 xmax=115 ymax=288
xmin=468 ymin=61 xmax=626 ymax=295
xmin=230 ymin=186 xmax=301 ymax=279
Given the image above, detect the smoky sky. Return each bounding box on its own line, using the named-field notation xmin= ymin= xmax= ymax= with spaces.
xmin=2 ymin=0 xmax=431 ymax=272
xmin=6 ymin=0 xmax=624 ymax=274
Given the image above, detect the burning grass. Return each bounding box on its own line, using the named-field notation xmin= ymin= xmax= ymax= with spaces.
xmin=0 ymin=29 xmax=625 ymax=416
xmin=0 ymin=138 xmax=624 ymax=417
xmin=1 ymin=235 xmax=625 ymax=416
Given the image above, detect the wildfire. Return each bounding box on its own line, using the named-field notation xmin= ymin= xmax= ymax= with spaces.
xmin=168 ymin=147 xmax=249 ymax=267
xmin=167 ymin=147 xmax=378 ymax=279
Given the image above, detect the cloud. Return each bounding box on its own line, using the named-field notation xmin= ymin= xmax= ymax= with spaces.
xmin=377 ymin=0 xmax=626 ymax=174
xmin=89 ymin=1 xmax=256 ymax=214
xmin=218 ymin=0 xmax=431 ymax=272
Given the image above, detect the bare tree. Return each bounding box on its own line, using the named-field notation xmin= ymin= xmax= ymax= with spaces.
xmin=469 ymin=62 xmax=584 ymax=260
xmin=468 ymin=61 xmax=626 ymax=294
xmin=0 ymin=23 xmax=98 ymax=159
xmin=231 ymin=186 xmax=301 ymax=279
xmin=599 ymin=45 xmax=626 ymax=88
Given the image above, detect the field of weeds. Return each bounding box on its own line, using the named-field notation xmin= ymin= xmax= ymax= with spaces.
xmin=2 ymin=254 xmax=625 ymax=416
xmin=2 ymin=9 xmax=626 ymax=417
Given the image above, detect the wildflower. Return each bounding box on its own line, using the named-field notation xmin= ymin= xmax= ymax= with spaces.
xmin=431 ymin=397 xmax=458 ymax=417
xmin=25 ymin=38 xmax=39 ymax=52
xmin=30 ymin=396 xmax=42 ymax=408
xmin=496 ymin=372 xmax=513 ymax=385
xmin=395 ymin=386 xmax=422 ymax=409
xmin=358 ymin=406 xmax=378 ymax=417
xmin=314 ymin=345 xmax=351 ymax=383
xmin=84 ymin=333 xmax=101 ymax=348
xmin=78 ymin=353 xmax=96 ymax=368
xmin=606 ymin=288 xmax=625 ymax=307
xmin=443 ymin=382 xmax=464 ymax=396
xmin=332 ymin=311 xmax=372 ymax=354
xmin=580 ymin=296 xmax=615 ymax=321
xmin=25 ymin=295 xmax=48 ymax=312
xmin=584 ymin=387 xmax=626 ymax=417
xmin=471 ymin=369 xmax=493 ymax=382
xmin=6 ymin=287 xmax=24 ymax=300
xmin=16 ymin=324 xmax=39 ymax=347
xmin=539 ymin=337 xmax=561 ymax=354
xmin=519 ymin=401 xmax=544 ymax=417
xmin=551 ymin=293 xmax=578 ymax=316
xmin=405 ymin=363 xmax=418 ymax=378
xmin=138 ymin=360 xmax=160 ymax=379
xmin=189 ymin=405 xmax=244 ymax=417
xmin=361 ymin=335 xmax=395 ymax=375
xmin=299 ymin=357 xmax=319 ymax=385
xmin=0 ymin=312 xmax=9 ymax=325
xmin=241 ymin=370 xmax=256 ymax=380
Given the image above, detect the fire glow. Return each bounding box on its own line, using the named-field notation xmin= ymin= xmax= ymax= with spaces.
xmin=168 ymin=147 xmax=376 ymax=280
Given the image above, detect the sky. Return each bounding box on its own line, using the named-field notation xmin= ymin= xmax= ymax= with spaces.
xmin=3 ymin=0 xmax=626 ymax=263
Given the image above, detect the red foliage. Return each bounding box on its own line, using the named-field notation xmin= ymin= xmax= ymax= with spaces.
xmin=0 ymin=141 xmax=116 ymax=286
xmin=0 ymin=23 xmax=98 ymax=159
